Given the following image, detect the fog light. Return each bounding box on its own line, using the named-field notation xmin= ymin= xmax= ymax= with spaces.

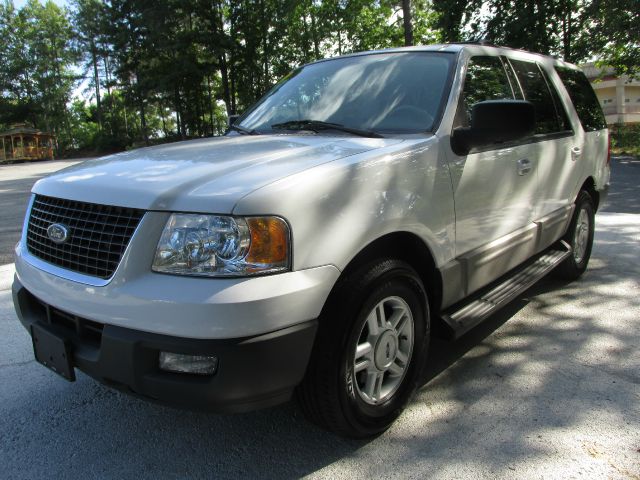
xmin=159 ymin=352 xmax=218 ymax=375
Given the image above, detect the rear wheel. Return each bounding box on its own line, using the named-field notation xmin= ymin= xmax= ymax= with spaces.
xmin=554 ymin=190 xmax=595 ymax=280
xmin=296 ymin=259 xmax=429 ymax=438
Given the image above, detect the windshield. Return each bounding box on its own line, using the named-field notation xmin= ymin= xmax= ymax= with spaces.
xmin=238 ymin=52 xmax=454 ymax=135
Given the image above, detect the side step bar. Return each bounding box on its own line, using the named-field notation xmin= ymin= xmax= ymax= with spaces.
xmin=440 ymin=241 xmax=572 ymax=339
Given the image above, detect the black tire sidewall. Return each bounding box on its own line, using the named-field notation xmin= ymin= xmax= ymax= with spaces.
xmin=336 ymin=261 xmax=429 ymax=435
xmin=567 ymin=192 xmax=595 ymax=273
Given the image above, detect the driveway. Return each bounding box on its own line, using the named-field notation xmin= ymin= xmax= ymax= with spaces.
xmin=0 ymin=159 xmax=82 ymax=264
xmin=0 ymin=157 xmax=638 ymax=479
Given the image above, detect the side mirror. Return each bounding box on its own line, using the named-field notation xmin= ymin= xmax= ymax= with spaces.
xmin=451 ymin=100 xmax=535 ymax=156
xmin=228 ymin=114 xmax=240 ymax=127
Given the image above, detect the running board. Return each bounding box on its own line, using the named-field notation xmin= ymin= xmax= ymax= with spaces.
xmin=440 ymin=241 xmax=572 ymax=339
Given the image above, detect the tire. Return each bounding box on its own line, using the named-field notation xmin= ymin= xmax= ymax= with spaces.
xmin=296 ymin=259 xmax=430 ymax=438
xmin=554 ymin=190 xmax=595 ymax=280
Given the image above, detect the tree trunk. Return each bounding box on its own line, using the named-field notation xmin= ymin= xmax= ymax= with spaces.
xmin=103 ymin=55 xmax=113 ymax=96
xmin=122 ymin=103 xmax=129 ymax=139
xmin=229 ymin=3 xmax=237 ymax=114
xmin=207 ymin=75 xmax=215 ymax=135
xmin=159 ymin=98 xmax=168 ymax=137
xmin=175 ymin=87 xmax=184 ymax=139
xmin=562 ymin=1 xmax=572 ymax=61
xmin=262 ymin=0 xmax=270 ymax=92
xmin=230 ymin=67 xmax=237 ymax=114
xmin=311 ymin=9 xmax=320 ymax=59
xmin=301 ymin=13 xmax=311 ymax=63
xmin=139 ymin=90 xmax=149 ymax=145
xmin=195 ymin=86 xmax=203 ymax=136
xmin=402 ymin=0 xmax=413 ymax=46
xmin=90 ymin=42 xmax=102 ymax=132
xmin=102 ymin=55 xmax=114 ymax=136
xmin=219 ymin=55 xmax=232 ymax=116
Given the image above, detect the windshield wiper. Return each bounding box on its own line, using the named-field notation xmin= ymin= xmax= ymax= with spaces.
xmin=228 ymin=124 xmax=260 ymax=135
xmin=271 ymin=120 xmax=383 ymax=138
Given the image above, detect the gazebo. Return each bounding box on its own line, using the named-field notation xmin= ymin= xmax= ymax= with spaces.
xmin=1 ymin=123 xmax=56 ymax=162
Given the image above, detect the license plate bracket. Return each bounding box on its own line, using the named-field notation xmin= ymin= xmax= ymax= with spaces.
xmin=31 ymin=324 xmax=75 ymax=381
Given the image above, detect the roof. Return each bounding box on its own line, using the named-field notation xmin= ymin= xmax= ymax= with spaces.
xmin=0 ymin=123 xmax=54 ymax=137
xmin=307 ymin=44 xmax=464 ymax=66
xmin=306 ymin=43 xmax=580 ymax=71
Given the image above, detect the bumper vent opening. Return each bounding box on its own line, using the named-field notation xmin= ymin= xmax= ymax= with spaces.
xmin=26 ymin=290 xmax=106 ymax=348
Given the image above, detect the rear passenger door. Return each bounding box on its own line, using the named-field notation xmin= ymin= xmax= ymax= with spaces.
xmin=554 ymin=66 xmax=609 ymax=196
xmin=507 ymin=59 xmax=576 ymax=221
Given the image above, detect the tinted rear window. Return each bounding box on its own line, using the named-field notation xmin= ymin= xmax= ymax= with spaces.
xmin=509 ymin=59 xmax=565 ymax=135
xmin=555 ymin=67 xmax=607 ymax=131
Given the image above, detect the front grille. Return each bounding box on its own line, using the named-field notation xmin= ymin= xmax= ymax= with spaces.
xmin=26 ymin=195 xmax=144 ymax=279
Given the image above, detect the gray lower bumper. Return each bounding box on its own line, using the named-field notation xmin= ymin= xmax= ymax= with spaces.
xmin=13 ymin=277 xmax=318 ymax=412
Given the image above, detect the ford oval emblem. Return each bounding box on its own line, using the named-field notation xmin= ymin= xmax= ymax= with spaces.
xmin=47 ymin=223 xmax=69 ymax=244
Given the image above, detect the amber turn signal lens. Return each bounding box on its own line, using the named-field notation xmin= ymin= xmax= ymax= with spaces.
xmin=246 ymin=217 xmax=289 ymax=265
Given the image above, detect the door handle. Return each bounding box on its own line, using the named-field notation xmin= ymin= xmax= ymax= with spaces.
xmin=517 ymin=158 xmax=532 ymax=176
xmin=571 ymin=146 xmax=582 ymax=161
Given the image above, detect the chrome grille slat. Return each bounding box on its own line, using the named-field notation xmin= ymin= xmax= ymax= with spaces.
xmin=27 ymin=244 xmax=121 ymax=264
xmin=29 ymin=213 xmax=138 ymax=232
xmin=28 ymin=223 xmax=135 ymax=241
xmin=26 ymin=195 xmax=144 ymax=279
xmin=31 ymin=203 xmax=136 ymax=219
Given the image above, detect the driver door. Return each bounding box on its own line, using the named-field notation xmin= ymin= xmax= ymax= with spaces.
xmin=448 ymin=55 xmax=538 ymax=294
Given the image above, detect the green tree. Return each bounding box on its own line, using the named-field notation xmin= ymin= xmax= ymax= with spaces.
xmin=5 ymin=0 xmax=636 ymax=156
xmin=73 ymin=0 xmax=108 ymax=131
xmin=0 ymin=0 xmax=78 ymax=151
xmin=586 ymin=0 xmax=640 ymax=78
xmin=432 ymin=0 xmax=482 ymax=42
xmin=0 ymin=1 xmax=26 ymax=125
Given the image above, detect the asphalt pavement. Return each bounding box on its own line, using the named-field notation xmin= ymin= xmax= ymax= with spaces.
xmin=0 ymin=157 xmax=638 ymax=479
xmin=0 ymin=159 xmax=83 ymax=264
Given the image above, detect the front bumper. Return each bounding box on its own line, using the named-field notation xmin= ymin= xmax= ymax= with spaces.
xmin=14 ymin=229 xmax=339 ymax=339
xmin=13 ymin=278 xmax=317 ymax=412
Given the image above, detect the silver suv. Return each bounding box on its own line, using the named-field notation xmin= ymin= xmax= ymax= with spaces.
xmin=13 ymin=44 xmax=610 ymax=437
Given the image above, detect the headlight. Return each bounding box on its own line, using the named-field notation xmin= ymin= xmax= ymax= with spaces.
xmin=152 ymin=214 xmax=290 ymax=277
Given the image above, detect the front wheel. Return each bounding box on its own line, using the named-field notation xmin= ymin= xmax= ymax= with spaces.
xmin=554 ymin=190 xmax=595 ymax=280
xmin=296 ymin=259 xmax=430 ymax=438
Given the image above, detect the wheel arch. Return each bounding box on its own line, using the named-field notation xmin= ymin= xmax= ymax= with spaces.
xmin=325 ymin=231 xmax=444 ymax=323
xmin=578 ymin=176 xmax=600 ymax=211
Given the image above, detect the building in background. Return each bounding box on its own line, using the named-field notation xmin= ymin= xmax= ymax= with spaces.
xmin=582 ymin=63 xmax=640 ymax=125
xmin=0 ymin=123 xmax=56 ymax=162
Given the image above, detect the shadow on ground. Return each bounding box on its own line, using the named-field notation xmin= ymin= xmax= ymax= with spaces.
xmin=1 ymin=161 xmax=638 ymax=479
xmin=2 ymin=216 xmax=638 ymax=479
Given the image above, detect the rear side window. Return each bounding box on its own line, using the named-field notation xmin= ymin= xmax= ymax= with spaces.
xmin=456 ymin=56 xmax=515 ymax=127
xmin=509 ymin=59 xmax=567 ymax=135
xmin=555 ymin=66 xmax=607 ymax=131
xmin=543 ymin=69 xmax=572 ymax=132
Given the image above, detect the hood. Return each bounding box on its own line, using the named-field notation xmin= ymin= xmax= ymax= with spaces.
xmin=32 ymin=134 xmax=402 ymax=212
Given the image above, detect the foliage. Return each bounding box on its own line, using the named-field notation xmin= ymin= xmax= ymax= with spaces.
xmin=432 ymin=0 xmax=482 ymax=42
xmin=0 ymin=0 xmax=79 ymax=150
xmin=431 ymin=0 xmax=637 ymax=77
xmin=0 ymin=0 xmax=636 ymax=156
xmin=586 ymin=0 xmax=640 ymax=78
xmin=610 ymin=123 xmax=640 ymax=156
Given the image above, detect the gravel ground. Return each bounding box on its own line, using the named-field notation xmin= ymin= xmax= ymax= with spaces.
xmin=0 ymin=157 xmax=638 ymax=479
